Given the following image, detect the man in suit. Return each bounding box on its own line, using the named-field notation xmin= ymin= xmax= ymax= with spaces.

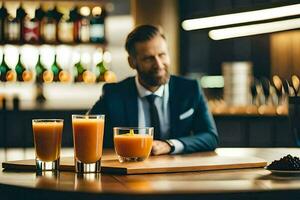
xmin=89 ymin=25 xmax=218 ymax=155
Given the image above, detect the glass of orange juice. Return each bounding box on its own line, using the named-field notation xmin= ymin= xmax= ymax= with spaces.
xmin=32 ymin=119 xmax=63 ymax=171
xmin=72 ymin=115 xmax=105 ymax=173
xmin=114 ymin=127 xmax=153 ymax=162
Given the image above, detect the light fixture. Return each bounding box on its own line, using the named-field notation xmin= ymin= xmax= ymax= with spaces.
xmin=209 ymin=18 xmax=300 ymax=40
xmin=182 ymin=3 xmax=300 ymax=31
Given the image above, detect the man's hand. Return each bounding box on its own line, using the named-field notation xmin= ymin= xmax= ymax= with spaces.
xmin=151 ymin=140 xmax=171 ymax=155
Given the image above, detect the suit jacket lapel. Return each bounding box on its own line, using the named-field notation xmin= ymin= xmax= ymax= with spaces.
xmin=169 ymin=76 xmax=179 ymax=137
xmin=125 ymin=77 xmax=138 ymax=127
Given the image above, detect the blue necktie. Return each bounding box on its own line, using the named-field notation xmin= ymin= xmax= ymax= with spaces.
xmin=146 ymin=95 xmax=161 ymax=139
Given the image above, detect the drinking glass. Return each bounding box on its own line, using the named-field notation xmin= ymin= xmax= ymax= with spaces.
xmin=32 ymin=119 xmax=63 ymax=171
xmin=72 ymin=115 xmax=105 ymax=173
xmin=113 ymin=127 xmax=153 ymax=162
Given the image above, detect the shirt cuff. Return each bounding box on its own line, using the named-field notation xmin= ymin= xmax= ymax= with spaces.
xmin=169 ymin=139 xmax=184 ymax=154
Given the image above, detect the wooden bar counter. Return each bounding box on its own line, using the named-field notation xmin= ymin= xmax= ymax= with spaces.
xmin=1 ymin=148 xmax=300 ymax=200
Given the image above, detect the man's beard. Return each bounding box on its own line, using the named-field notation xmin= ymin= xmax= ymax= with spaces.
xmin=137 ymin=67 xmax=170 ymax=87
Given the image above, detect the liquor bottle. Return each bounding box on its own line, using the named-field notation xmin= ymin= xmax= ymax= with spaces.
xmin=51 ymin=54 xmax=62 ymax=82
xmin=41 ymin=10 xmax=55 ymax=43
xmin=3 ymin=5 xmax=10 ymax=42
xmin=58 ymin=10 xmax=74 ymax=43
xmin=23 ymin=6 xmax=44 ymax=43
xmin=14 ymin=54 xmax=33 ymax=82
xmin=0 ymin=4 xmax=8 ymax=42
xmin=16 ymin=3 xmax=27 ymax=42
xmin=90 ymin=6 xmax=106 ymax=43
xmin=70 ymin=7 xmax=81 ymax=43
xmin=35 ymin=54 xmax=47 ymax=83
xmin=15 ymin=54 xmax=25 ymax=81
xmin=74 ymin=61 xmax=86 ymax=82
xmin=0 ymin=54 xmax=16 ymax=82
xmin=41 ymin=7 xmax=62 ymax=43
xmin=35 ymin=7 xmax=45 ymax=25
xmin=6 ymin=11 xmax=20 ymax=42
xmin=0 ymin=54 xmax=9 ymax=81
xmin=79 ymin=6 xmax=90 ymax=43
xmin=95 ymin=60 xmax=107 ymax=82
xmin=95 ymin=60 xmax=117 ymax=83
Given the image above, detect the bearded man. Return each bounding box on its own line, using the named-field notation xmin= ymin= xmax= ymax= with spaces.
xmin=89 ymin=25 xmax=218 ymax=155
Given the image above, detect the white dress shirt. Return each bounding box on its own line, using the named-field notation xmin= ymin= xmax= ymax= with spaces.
xmin=135 ymin=76 xmax=184 ymax=154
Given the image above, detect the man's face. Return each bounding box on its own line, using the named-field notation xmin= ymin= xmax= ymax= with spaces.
xmin=129 ymin=35 xmax=170 ymax=88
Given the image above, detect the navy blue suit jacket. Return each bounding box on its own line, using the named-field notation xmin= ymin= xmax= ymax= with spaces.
xmin=89 ymin=75 xmax=218 ymax=153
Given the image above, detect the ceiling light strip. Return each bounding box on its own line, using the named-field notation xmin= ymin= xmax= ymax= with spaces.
xmin=182 ymin=3 xmax=300 ymax=31
xmin=208 ymin=18 xmax=300 ymax=40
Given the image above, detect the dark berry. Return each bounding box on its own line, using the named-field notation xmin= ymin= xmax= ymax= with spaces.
xmin=267 ymin=154 xmax=300 ymax=170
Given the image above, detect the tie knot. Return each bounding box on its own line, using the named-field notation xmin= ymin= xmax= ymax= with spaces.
xmin=146 ymin=94 xmax=157 ymax=104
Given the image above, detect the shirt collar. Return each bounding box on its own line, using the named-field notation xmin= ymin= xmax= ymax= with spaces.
xmin=135 ymin=75 xmax=167 ymax=98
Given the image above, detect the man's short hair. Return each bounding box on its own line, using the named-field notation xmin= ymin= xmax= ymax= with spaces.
xmin=125 ymin=24 xmax=166 ymax=57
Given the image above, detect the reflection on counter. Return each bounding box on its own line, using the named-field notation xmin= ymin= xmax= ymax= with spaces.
xmin=36 ymin=172 xmax=60 ymax=189
xmin=75 ymin=173 xmax=102 ymax=192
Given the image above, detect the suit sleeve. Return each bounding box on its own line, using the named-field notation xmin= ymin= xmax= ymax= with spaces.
xmin=178 ymin=81 xmax=219 ymax=153
xmin=88 ymin=85 xmax=107 ymax=115
xmin=88 ymin=85 xmax=114 ymax=148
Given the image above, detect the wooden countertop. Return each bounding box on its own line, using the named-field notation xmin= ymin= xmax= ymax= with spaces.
xmin=1 ymin=148 xmax=300 ymax=199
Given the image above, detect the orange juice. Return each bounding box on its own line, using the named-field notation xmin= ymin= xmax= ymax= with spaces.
xmin=114 ymin=134 xmax=153 ymax=158
xmin=72 ymin=118 xmax=104 ymax=163
xmin=33 ymin=121 xmax=63 ymax=162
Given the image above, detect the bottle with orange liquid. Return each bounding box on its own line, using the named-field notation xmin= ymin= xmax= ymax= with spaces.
xmin=34 ymin=54 xmax=53 ymax=83
xmin=51 ymin=54 xmax=62 ymax=82
xmin=15 ymin=54 xmax=33 ymax=82
xmin=0 ymin=54 xmax=16 ymax=82
xmin=35 ymin=54 xmax=46 ymax=83
xmin=51 ymin=54 xmax=71 ymax=83
xmin=95 ymin=60 xmax=106 ymax=82
xmin=95 ymin=60 xmax=116 ymax=83
xmin=15 ymin=54 xmax=25 ymax=81
xmin=74 ymin=58 xmax=96 ymax=84
xmin=74 ymin=60 xmax=86 ymax=82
